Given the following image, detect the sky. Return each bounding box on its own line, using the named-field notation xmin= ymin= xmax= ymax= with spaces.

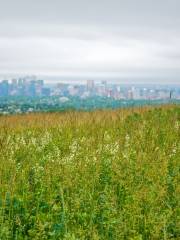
xmin=0 ymin=0 xmax=180 ymax=84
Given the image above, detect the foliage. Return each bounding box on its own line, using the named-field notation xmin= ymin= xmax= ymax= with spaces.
xmin=0 ymin=95 xmax=179 ymax=114
xmin=0 ymin=105 xmax=179 ymax=239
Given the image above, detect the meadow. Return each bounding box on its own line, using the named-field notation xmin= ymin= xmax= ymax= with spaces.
xmin=0 ymin=105 xmax=179 ymax=239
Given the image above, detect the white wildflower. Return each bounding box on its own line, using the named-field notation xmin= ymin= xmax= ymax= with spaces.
xmin=175 ymin=121 xmax=179 ymax=130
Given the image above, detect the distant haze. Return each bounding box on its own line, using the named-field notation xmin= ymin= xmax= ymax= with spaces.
xmin=0 ymin=0 xmax=180 ymax=84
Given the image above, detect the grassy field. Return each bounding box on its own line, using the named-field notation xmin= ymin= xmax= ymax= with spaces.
xmin=0 ymin=105 xmax=179 ymax=239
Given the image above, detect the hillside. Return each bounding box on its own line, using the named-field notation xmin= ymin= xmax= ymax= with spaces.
xmin=0 ymin=105 xmax=179 ymax=239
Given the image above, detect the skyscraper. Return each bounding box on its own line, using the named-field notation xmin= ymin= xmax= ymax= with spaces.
xmin=0 ymin=80 xmax=9 ymax=96
xmin=86 ymin=80 xmax=95 ymax=91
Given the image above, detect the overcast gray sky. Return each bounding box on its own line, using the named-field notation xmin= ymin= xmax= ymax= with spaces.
xmin=0 ymin=0 xmax=180 ymax=83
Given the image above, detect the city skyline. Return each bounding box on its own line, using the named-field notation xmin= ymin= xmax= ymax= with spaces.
xmin=0 ymin=76 xmax=179 ymax=100
xmin=0 ymin=76 xmax=179 ymax=115
xmin=0 ymin=0 xmax=180 ymax=84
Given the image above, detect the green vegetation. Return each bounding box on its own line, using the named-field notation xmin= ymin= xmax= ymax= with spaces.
xmin=0 ymin=105 xmax=179 ymax=239
xmin=0 ymin=95 xmax=179 ymax=114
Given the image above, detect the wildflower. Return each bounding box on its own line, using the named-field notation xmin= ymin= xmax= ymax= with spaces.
xmin=175 ymin=121 xmax=179 ymax=130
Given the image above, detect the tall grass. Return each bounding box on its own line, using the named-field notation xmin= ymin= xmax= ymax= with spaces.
xmin=0 ymin=105 xmax=179 ymax=239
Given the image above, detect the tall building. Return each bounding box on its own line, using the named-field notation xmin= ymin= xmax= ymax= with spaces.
xmin=0 ymin=80 xmax=9 ymax=96
xmin=127 ymin=90 xmax=133 ymax=99
xmin=86 ymin=80 xmax=95 ymax=91
xmin=68 ymin=85 xmax=79 ymax=96
xmin=42 ymin=88 xmax=50 ymax=96
xmin=101 ymin=80 xmax=107 ymax=89
xmin=27 ymin=81 xmax=36 ymax=97
xmin=12 ymin=79 xmax=18 ymax=86
xmin=35 ymin=80 xmax=44 ymax=96
xmin=18 ymin=78 xmax=23 ymax=86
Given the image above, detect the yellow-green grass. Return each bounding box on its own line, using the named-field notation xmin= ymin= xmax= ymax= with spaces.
xmin=0 ymin=105 xmax=179 ymax=239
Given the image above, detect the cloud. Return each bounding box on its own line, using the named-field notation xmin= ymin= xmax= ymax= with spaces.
xmin=0 ymin=0 xmax=180 ymax=83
